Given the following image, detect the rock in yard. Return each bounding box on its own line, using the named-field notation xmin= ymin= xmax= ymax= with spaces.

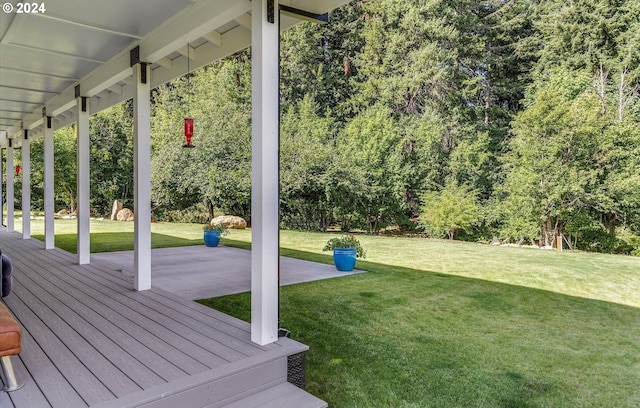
xmin=211 ymin=215 xmax=247 ymax=229
xmin=117 ymin=208 xmax=135 ymax=222
xmin=111 ymin=200 xmax=123 ymax=221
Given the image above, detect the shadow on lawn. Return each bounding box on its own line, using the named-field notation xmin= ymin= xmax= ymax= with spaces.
xmin=199 ymin=255 xmax=640 ymax=408
xmin=32 ymin=232 xmax=202 ymax=253
xmin=24 ymin=234 xmax=640 ymax=405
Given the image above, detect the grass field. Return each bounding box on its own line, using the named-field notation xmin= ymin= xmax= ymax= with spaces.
xmin=17 ymin=218 xmax=640 ymax=407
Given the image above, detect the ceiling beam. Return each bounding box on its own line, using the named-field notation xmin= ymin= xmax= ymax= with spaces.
xmin=203 ymin=31 xmax=223 ymax=47
xmin=5 ymin=121 xmax=23 ymax=139
xmin=82 ymin=52 xmax=133 ymax=97
xmin=155 ymin=57 xmax=173 ymax=71
xmin=176 ymin=45 xmax=196 ymax=60
xmin=150 ymin=25 xmax=251 ymax=88
xmin=5 ymin=0 xmax=349 ymax=139
xmin=234 ymin=14 xmax=252 ymax=30
xmin=15 ymin=0 xmax=251 ymax=134
xmin=142 ymin=0 xmax=251 ymax=63
xmin=107 ymin=84 xmax=123 ymax=95
xmin=280 ymin=5 xmax=328 ymax=24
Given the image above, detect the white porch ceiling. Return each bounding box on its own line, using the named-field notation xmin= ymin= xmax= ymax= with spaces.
xmin=0 ymin=0 xmax=350 ymax=145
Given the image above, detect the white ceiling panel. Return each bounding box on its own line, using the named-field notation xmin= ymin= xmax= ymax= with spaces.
xmin=0 ymin=45 xmax=98 ymax=78
xmin=40 ymin=0 xmax=196 ymax=38
xmin=0 ymin=0 xmax=351 ymax=140
xmin=5 ymin=15 xmax=134 ymax=62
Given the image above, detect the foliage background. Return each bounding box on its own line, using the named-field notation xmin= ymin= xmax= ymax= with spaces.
xmin=11 ymin=0 xmax=640 ymax=254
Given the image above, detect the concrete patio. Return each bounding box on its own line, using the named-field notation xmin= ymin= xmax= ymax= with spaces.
xmin=0 ymin=229 xmax=330 ymax=407
xmin=92 ymin=246 xmax=364 ymax=300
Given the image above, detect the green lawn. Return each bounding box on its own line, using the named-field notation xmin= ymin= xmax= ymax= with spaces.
xmin=19 ymin=218 xmax=640 ymax=407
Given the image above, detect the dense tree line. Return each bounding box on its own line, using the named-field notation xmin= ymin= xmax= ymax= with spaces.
xmin=14 ymin=0 xmax=640 ymax=254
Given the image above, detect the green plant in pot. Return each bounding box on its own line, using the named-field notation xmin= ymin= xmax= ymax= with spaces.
xmin=323 ymin=235 xmax=366 ymax=271
xmin=203 ymin=224 xmax=229 ymax=247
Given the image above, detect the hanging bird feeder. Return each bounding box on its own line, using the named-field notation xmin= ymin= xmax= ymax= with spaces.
xmin=183 ymin=117 xmax=195 ymax=148
xmin=182 ymin=40 xmax=195 ymax=148
xmin=15 ymin=165 xmax=21 ymax=176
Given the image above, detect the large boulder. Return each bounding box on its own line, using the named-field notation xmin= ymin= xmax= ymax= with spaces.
xmin=117 ymin=208 xmax=135 ymax=222
xmin=211 ymin=215 xmax=247 ymax=229
xmin=111 ymin=200 xmax=123 ymax=221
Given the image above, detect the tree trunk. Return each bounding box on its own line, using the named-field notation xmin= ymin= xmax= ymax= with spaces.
xmin=607 ymin=213 xmax=616 ymax=235
xmin=597 ymin=63 xmax=608 ymax=114
xmin=67 ymin=186 xmax=76 ymax=213
xmin=207 ymin=199 xmax=215 ymax=223
xmin=618 ymin=69 xmax=626 ymax=123
xmin=617 ymin=68 xmax=640 ymax=123
xmin=484 ymin=70 xmax=491 ymax=127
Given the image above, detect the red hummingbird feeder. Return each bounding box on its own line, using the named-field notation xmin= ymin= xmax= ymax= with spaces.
xmin=183 ymin=117 xmax=195 ymax=148
xmin=15 ymin=165 xmax=21 ymax=176
xmin=182 ymin=40 xmax=195 ymax=148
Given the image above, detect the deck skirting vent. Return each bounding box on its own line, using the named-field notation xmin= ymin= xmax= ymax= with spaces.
xmin=287 ymin=352 xmax=306 ymax=389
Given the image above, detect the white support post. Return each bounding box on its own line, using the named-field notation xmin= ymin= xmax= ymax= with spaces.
xmin=6 ymin=141 xmax=14 ymax=232
xmin=44 ymin=116 xmax=55 ymax=249
xmin=133 ymin=62 xmax=152 ymax=291
xmin=251 ymin=0 xmax=280 ymax=346
xmin=21 ymin=131 xmax=31 ymax=239
xmin=76 ymin=96 xmax=90 ymax=265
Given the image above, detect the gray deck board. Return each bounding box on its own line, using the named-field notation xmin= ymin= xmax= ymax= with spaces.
xmin=0 ymin=389 xmax=14 ymax=408
xmin=83 ymin=253 xmax=258 ymax=338
xmin=15 ymin=242 xmax=254 ymax=360
xmin=14 ymin=272 xmax=165 ymax=389
xmin=58 ymin=252 xmax=269 ymax=356
xmin=11 ymin=240 xmax=211 ymax=374
xmin=39 ymin=244 xmax=264 ymax=343
xmin=8 ymin=317 xmax=87 ymax=408
xmin=220 ymin=383 xmax=327 ymax=408
xmin=18 ymin=268 xmax=192 ymax=381
xmin=48 ymin=245 xmax=254 ymax=342
xmin=0 ymin=230 xmax=308 ymax=408
xmin=13 ymin=248 xmax=231 ymax=371
xmin=4 ymin=292 xmax=114 ymax=405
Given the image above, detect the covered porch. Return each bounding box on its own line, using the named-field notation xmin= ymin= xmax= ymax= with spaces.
xmin=1 ymin=0 xmax=348 ymax=346
xmin=0 ymin=2 xmax=350 ymax=404
xmin=0 ymin=228 xmax=324 ymax=407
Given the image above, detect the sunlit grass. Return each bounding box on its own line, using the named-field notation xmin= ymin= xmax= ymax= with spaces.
xmin=13 ymin=217 xmax=640 ymax=406
xmin=201 ymin=266 xmax=640 ymax=407
xmin=17 ymin=218 xmax=640 ymax=308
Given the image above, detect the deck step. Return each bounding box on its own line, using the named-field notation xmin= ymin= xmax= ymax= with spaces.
xmin=221 ymin=383 xmax=327 ymax=408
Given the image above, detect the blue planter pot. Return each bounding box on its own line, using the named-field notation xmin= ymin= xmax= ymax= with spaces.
xmin=333 ymin=248 xmax=357 ymax=272
xmin=203 ymin=230 xmax=221 ymax=247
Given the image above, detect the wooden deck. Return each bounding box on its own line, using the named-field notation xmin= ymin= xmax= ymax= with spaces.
xmin=0 ymin=229 xmax=326 ymax=408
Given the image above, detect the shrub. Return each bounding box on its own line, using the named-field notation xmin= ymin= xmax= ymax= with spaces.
xmin=322 ymin=235 xmax=366 ymax=258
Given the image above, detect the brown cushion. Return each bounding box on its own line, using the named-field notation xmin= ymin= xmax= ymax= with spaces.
xmin=0 ymin=302 xmax=21 ymax=357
